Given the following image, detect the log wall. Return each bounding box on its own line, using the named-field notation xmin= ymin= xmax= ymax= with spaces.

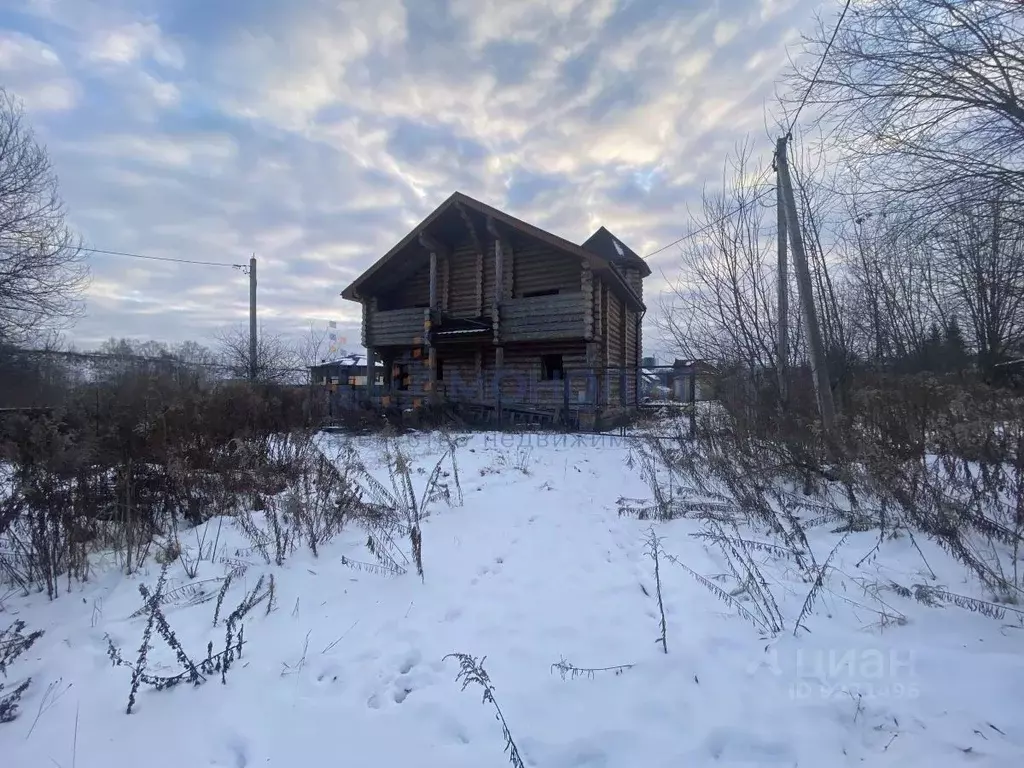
xmin=512 ymin=241 xmax=580 ymax=296
xmin=502 ymin=293 xmax=585 ymax=342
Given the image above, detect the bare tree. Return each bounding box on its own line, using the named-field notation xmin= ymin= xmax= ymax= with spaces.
xmin=657 ymin=143 xmax=788 ymax=371
xmin=0 ymin=88 xmax=88 ymax=343
xmin=785 ymin=0 xmax=1024 ymax=209
xmin=294 ymin=321 xmax=337 ymax=368
xmin=170 ymin=339 xmax=220 ymax=367
xmin=214 ymin=325 xmax=300 ymax=384
xmin=937 ymin=184 xmax=1024 ymax=371
xmin=837 ymin=201 xmax=942 ymax=366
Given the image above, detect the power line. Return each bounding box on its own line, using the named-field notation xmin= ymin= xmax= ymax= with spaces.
xmin=786 ymin=0 xmax=852 ymax=138
xmin=79 ymin=245 xmax=245 ymax=269
xmin=642 ymin=165 xmax=777 ymax=260
xmin=645 ymin=0 xmax=852 ymax=263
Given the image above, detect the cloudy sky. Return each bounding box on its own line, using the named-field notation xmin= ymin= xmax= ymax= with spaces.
xmin=0 ymin=0 xmax=829 ymax=357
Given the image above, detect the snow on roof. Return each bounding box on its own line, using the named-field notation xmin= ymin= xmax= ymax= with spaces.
xmin=613 ymin=238 xmax=625 ymax=257
xmin=314 ymin=353 xmax=381 ymax=368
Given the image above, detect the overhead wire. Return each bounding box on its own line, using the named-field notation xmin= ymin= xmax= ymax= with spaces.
xmin=643 ymin=0 xmax=853 ymax=262
xmin=642 ymin=162 xmax=777 ymax=260
xmin=78 ymin=245 xmax=246 ymax=269
xmin=785 ymin=0 xmax=852 ymax=139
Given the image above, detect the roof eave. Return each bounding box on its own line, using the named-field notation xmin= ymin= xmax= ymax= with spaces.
xmin=340 ymin=190 xmax=462 ymax=301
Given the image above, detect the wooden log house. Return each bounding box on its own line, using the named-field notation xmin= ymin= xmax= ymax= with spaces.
xmin=340 ymin=192 xmax=649 ymax=426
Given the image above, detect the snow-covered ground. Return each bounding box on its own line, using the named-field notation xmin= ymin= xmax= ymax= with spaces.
xmin=1 ymin=431 xmax=1022 ymax=767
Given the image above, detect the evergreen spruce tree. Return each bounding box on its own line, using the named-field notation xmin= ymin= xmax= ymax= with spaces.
xmin=943 ymin=315 xmax=969 ymax=372
xmin=921 ymin=321 xmax=943 ymax=372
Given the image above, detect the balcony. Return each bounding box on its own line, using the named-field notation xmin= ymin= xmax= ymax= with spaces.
xmin=501 ymin=292 xmax=585 ymax=342
xmin=368 ymin=307 xmax=426 ymax=346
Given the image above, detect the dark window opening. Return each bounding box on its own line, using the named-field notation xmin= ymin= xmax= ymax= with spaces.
xmin=435 ymin=357 xmax=444 ymax=381
xmin=541 ymin=354 xmax=564 ymax=381
xmin=522 ymin=289 xmax=560 ymax=298
xmin=395 ymin=363 xmax=410 ymax=391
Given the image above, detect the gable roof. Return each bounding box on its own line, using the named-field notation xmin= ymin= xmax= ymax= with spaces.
xmin=581 ymin=226 xmax=652 ymax=278
xmin=340 ymin=191 xmax=645 ymax=312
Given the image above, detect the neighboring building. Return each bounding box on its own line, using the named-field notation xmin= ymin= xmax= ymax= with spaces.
xmin=670 ymin=359 xmax=719 ymax=402
xmin=309 ymin=353 xmax=384 ymax=388
xmin=340 ymin=191 xmax=650 ymax=425
xmin=639 ymin=356 xmax=672 ymax=400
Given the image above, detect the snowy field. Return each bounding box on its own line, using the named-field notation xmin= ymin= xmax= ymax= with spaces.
xmin=1 ymin=431 xmax=1022 ymax=767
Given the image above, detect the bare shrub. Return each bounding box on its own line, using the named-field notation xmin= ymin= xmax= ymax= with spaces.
xmin=0 ymin=619 xmax=43 ymax=723
xmin=645 ymin=528 xmax=669 ymax=653
xmin=551 ymin=658 xmax=634 ymax=680
xmin=444 ymin=653 xmax=526 ymax=768
xmin=641 ymin=370 xmax=1024 ymax=628
xmin=106 ymin=565 xmax=268 ymax=713
xmin=353 ymin=435 xmax=464 ymax=582
xmin=0 ymin=357 xmax=331 ymax=597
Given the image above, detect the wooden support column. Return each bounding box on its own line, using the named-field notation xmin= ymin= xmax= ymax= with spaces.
xmin=365 ymin=298 xmax=378 ymax=400
xmin=603 ymin=285 xmax=611 ymax=405
xmin=491 ymin=237 xmax=502 ymax=343
xmin=475 ymin=252 xmax=483 ymax=316
xmin=494 ymin=249 xmax=504 ymax=420
xmin=475 ymin=349 xmax=483 ymax=400
xmin=455 ymin=200 xmax=485 ymax=317
xmin=366 ymin=347 xmax=376 ymax=400
xmin=442 ymin=254 xmax=450 ymax=311
xmin=490 ymin=221 xmax=505 ymax=422
xmin=582 ymin=260 xmax=594 ymax=340
xmin=427 ymin=250 xmax=438 ymax=402
xmin=360 ymin=297 xmax=368 ymax=349
xmin=503 ymin=241 xmax=514 ymax=300
xmin=428 ymin=251 xmax=438 ymax=313
xmin=635 ymin=310 xmax=644 ymax=407
xmin=485 ymin=217 xmax=514 ymax=422
xmin=621 ymin=308 xmax=629 ymax=404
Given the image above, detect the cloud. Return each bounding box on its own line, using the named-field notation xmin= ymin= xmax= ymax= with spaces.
xmin=83 ymin=21 xmax=184 ymax=68
xmin=0 ymin=0 xmax=826 ymax=356
xmin=0 ymin=31 xmax=78 ymax=110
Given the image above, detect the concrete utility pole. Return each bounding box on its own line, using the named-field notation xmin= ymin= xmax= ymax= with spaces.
xmin=775 ymin=139 xmax=836 ymax=432
xmin=776 ymin=137 xmax=789 ymax=403
xmin=249 ymin=255 xmax=257 ymax=382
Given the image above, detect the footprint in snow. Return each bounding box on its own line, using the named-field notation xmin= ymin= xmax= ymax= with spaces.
xmin=700 ymin=726 xmax=796 ymax=764
xmin=393 ymin=684 xmax=413 ymax=704
xmin=398 ymin=648 xmax=422 ymax=674
xmin=443 ymin=607 xmax=463 ymax=622
xmin=209 ymin=738 xmax=249 ymax=768
xmin=314 ymin=661 xmax=344 ymax=688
